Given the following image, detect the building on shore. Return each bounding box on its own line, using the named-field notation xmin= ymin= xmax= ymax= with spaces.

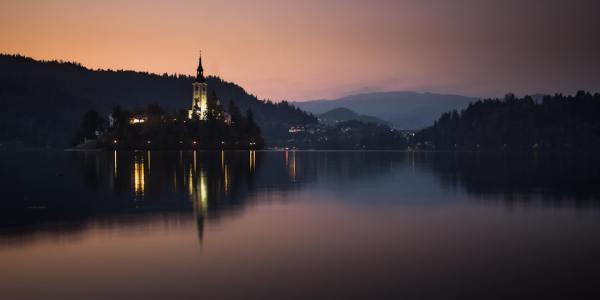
xmin=188 ymin=54 xmax=208 ymax=120
xmin=188 ymin=53 xmax=231 ymax=124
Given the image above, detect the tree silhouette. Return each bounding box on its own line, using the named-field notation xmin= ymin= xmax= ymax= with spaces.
xmin=416 ymin=91 xmax=600 ymax=150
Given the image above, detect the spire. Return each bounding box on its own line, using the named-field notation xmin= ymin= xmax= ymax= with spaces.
xmin=196 ymin=51 xmax=205 ymax=82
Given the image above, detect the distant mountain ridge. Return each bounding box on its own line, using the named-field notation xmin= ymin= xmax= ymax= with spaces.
xmin=294 ymin=91 xmax=477 ymax=129
xmin=318 ymin=107 xmax=388 ymax=126
xmin=0 ymin=54 xmax=316 ymax=147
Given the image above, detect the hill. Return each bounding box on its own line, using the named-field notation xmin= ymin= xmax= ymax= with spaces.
xmin=294 ymin=91 xmax=476 ymax=129
xmin=0 ymin=54 xmax=316 ymax=147
xmin=317 ymin=107 xmax=388 ymax=126
xmin=415 ymin=92 xmax=600 ymax=150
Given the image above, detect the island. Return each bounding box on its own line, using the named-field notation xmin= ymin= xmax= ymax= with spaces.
xmin=72 ymin=54 xmax=264 ymax=150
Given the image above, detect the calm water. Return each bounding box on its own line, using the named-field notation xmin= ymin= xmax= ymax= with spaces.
xmin=1 ymin=150 xmax=600 ymax=299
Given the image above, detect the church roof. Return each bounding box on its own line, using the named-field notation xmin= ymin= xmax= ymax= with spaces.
xmin=195 ymin=54 xmax=206 ymax=83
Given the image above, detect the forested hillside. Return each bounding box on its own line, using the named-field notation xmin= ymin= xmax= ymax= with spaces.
xmin=0 ymin=54 xmax=316 ymax=147
xmin=416 ymin=92 xmax=600 ymax=150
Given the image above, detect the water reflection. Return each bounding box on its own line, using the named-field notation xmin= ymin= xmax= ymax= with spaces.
xmin=421 ymin=152 xmax=600 ymax=207
xmin=249 ymin=150 xmax=256 ymax=172
xmin=1 ymin=151 xmax=600 ymax=300
xmin=113 ymin=150 xmax=117 ymax=178
xmin=1 ymin=151 xmax=600 ymax=247
xmin=288 ymin=150 xmax=296 ymax=181
xmin=133 ymin=154 xmax=145 ymax=197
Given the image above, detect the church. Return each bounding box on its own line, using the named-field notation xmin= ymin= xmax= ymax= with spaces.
xmin=188 ymin=54 xmax=208 ymax=119
xmin=188 ymin=53 xmax=230 ymax=123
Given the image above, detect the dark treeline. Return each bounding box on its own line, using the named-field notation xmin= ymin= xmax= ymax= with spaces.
xmin=73 ymin=100 xmax=264 ymax=150
xmin=0 ymin=54 xmax=316 ymax=147
xmin=416 ymin=91 xmax=600 ymax=150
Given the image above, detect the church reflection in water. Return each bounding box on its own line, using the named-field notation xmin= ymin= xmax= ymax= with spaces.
xmin=133 ymin=154 xmax=145 ymax=198
xmin=106 ymin=150 xmax=287 ymax=243
xmin=104 ymin=150 xmax=379 ymax=244
xmin=2 ymin=150 xmax=599 ymax=247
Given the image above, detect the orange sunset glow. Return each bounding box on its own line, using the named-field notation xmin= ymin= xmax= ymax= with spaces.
xmin=2 ymin=0 xmax=599 ymax=100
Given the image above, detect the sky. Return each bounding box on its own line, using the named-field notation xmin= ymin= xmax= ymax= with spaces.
xmin=1 ymin=0 xmax=599 ymax=101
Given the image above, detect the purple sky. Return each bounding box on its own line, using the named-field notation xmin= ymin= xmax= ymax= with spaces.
xmin=1 ymin=0 xmax=599 ymax=100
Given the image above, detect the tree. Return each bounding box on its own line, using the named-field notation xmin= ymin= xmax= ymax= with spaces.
xmin=415 ymin=92 xmax=600 ymax=150
xmin=246 ymin=108 xmax=255 ymax=128
xmin=72 ymin=110 xmax=104 ymax=145
xmin=228 ymin=100 xmax=242 ymax=125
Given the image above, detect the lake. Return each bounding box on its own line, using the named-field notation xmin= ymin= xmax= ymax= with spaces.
xmin=1 ymin=150 xmax=600 ymax=299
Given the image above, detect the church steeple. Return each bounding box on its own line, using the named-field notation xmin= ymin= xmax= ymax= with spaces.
xmin=189 ymin=52 xmax=209 ymax=120
xmin=196 ymin=52 xmax=205 ymax=83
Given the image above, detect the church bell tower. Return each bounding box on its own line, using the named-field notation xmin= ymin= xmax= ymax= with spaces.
xmin=189 ymin=53 xmax=208 ymax=120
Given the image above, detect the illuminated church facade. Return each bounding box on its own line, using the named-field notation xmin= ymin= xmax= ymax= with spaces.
xmin=188 ymin=54 xmax=231 ymax=124
xmin=188 ymin=54 xmax=209 ymax=120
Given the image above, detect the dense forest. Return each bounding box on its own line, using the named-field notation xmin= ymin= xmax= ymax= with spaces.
xmin=416 ymin=92 xmax=600 ymax=150
xmin=0 ymin=54 xmax=316 ymax=147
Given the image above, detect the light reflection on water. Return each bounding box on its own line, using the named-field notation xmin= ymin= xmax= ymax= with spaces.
xmin=0 ymin=151 xmax=600 ymax=299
